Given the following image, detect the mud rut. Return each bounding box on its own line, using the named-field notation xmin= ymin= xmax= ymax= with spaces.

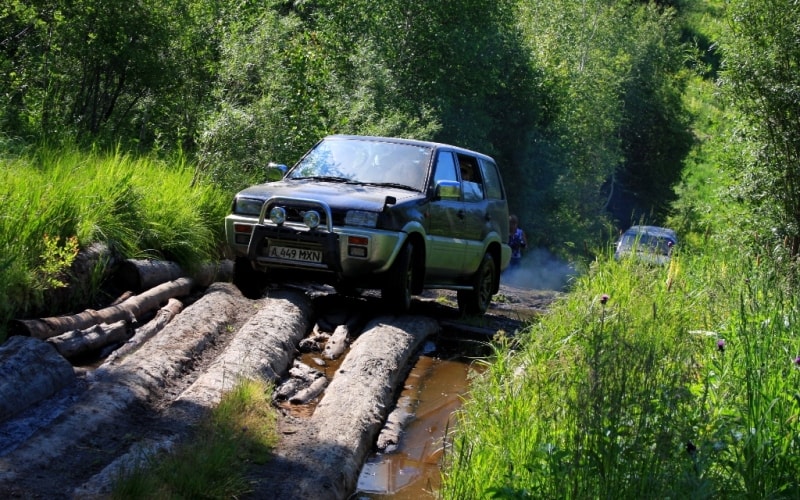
xmin=0 ymin=279 xmax=553 ymax=500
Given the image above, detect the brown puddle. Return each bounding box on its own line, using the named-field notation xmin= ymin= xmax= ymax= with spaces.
xmin=354 ymin=340 xmax=486 ymax=499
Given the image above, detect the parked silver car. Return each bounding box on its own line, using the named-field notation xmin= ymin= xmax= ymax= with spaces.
xmin=614 ymin=225 xmax=677 ymax=265
xmin=225 ymin=135 xmax=511 ymax=314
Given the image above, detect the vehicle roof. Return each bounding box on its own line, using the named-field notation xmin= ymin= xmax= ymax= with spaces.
xmin=325 ymin=134 xmax=497 ymax=163
xmin=623 ymin=225 xmax=678 ymax=243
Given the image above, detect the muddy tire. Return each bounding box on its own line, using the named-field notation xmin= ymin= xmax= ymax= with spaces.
xmin=457 ymin=252 xmax=496 ymax=316
xmin=381 ymin=241 xmax=414 ymax=312
xmin=233 ymin=257 xmax=265 ymax=298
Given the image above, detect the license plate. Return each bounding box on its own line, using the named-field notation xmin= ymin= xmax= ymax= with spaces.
xmin=268 ymin=245 xmax=322 ymax=263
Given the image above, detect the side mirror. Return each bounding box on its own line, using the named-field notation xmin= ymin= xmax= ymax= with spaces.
xmin=266 ymin=162 xmax=288 ymax=182
xmin=435 ymin=180 xmax=461 ymax=201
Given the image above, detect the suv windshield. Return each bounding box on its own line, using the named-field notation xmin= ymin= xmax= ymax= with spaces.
xmin=287 ymin=137 xmax=432 ymax=191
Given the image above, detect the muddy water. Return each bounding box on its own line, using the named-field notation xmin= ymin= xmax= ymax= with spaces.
xmin=354 ymin=336 xmax=487 ymax=499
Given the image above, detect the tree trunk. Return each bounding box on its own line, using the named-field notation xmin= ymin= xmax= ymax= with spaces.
xmin=0 ymin=336 xmax=75 ymax=423
xmin=114 ymin=259 xmax=185 ymax=292
xmin=47 ymin=320 xmax=131 ymax=359
xmin=12 ymin=278 xmax=194 ymax=339
xmin=101 ymin=298 xmax=184 ymax=365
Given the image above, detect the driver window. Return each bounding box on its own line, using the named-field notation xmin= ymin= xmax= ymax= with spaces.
xmin=457 ymin=154 xmax=484 ymax=202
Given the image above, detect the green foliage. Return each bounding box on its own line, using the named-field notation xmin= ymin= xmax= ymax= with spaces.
xmin=441 ymin=242 xmax=800 ymax=498
xmin=513 ymin=0 xmax=693 ymax=251
xmin=37 ymin=234 xmax=79 ymax=289
xmin=2 ymin=0 xmax=698 ymax=254
xmin=0 ymin=146 xmax=230 ymax=339
xmin=718 ymin=0 xmax=800 ymax=258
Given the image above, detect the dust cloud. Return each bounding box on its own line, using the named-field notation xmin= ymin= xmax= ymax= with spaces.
xmin=501 ymin=248 xmax=576 ymax=291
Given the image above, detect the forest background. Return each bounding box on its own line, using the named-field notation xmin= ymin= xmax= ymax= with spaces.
xmin=3 ymin=0 xmax=704 ymax=250
xmin=4 ymin=0 xmax=800 ymax=497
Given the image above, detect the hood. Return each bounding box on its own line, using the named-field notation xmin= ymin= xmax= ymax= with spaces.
xmin=236 ymin=180 xmax=424 ymax=212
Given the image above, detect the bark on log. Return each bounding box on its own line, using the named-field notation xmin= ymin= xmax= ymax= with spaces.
xmin=47 ymin=321 xmax=131 ymax=359
xmin=11 ymin=278 xmax=194 ymax=339
xmin=114 ymin=259 xmax=185 ymax=292
xmin=114 ymin=259 xmax=233 ymax=292
xmin=192 ymin=260 xmax=234 ymax=288
xmin=102 ymin=298 xmax=184 ymax=365
xmin=248 ymin=315 xmax=439 ymax=500
xmin=0 ymin=283 xmax=257 ymax=486
xmin=0 ymin=336 xmax=75 ymax=423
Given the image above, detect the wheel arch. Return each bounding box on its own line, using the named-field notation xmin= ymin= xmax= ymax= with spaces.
xmin=404 ymin=231 xmax=426 ymax=294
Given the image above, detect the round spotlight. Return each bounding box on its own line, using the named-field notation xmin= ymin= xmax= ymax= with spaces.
xmin=303 ymin=210 xmax=321 ymax=229
xmin=269 ymin=206 xmax=286 ymax=225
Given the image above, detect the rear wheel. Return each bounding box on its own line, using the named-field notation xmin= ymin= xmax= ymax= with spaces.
xmin=381 ymin=241 xmax=415 ymax=312
xmin=457 ymin=252 xmax=496 ymax=316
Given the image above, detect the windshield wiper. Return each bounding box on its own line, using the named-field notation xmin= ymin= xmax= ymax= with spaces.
xmin=291 ymin=175 xmax=351 ymax=183
xmin=361 ymin=182 xmax=418 ymax=191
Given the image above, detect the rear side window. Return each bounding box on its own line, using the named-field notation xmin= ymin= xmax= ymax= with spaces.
xmin=479 ymin=158 xmax=504 ymax=200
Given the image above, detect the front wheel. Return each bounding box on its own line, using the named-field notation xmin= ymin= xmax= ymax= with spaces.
xmin=381 ymin=241 xmax=415 ymax=313
xmin=233 ymin=257 xmax=266 ymax=298
xmin=457 ymin=253 xmax=496 ymax=316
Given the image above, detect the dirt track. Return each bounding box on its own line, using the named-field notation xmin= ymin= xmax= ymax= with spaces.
xmin=0 ymin=279 xmax=556 ymax=499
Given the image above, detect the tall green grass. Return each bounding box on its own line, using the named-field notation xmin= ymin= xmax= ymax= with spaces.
xmin=0 ymin=146 xmax=231 ymax=340
xmin=441 ymin=241 xmax=800 ymax=498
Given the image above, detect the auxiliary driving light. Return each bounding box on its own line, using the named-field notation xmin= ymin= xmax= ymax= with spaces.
xmin=303 ymin=210 xmax=321 ymax=229
xmin=269 ymin=206 xmax=286 ymax=225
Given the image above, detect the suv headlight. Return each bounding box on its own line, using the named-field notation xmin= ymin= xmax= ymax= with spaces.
xmin=303 ymin=210 xmax=321 ymax=229
xmin=270 ymin=206 xmax=287 ymax=225
xmin=345 ymin=210 xmax=378 ymax=228
xmin=234 ymin=197 xmax=263 ymax=216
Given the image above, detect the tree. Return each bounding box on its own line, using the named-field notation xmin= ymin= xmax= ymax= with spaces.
xmin=720 ymin=0 xmax=800 ymax=257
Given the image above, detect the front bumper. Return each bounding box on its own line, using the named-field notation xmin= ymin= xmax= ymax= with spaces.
xmin=225 ymin=198 xmax=404 ymax=278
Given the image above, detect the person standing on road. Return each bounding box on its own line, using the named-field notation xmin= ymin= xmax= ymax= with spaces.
xmin=508 ymin=214 xmax=527 ymax=269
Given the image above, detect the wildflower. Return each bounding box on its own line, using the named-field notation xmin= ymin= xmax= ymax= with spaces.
xmin=794 ymin=355 xmax=800 ymax=367
xmin=716 ymin=339 xmax=726 ymax=352
xmin=600 ymin=294 xmax=609 ymax=305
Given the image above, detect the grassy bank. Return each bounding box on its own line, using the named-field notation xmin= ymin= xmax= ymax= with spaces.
xmin=440 ymin=239 xmax=800 ymax=498
xmin=0 ymin=147 xmax=231 ymax=341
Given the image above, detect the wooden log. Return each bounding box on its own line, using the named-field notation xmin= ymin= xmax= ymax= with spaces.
xmin=11 ymin=277 xmax=194 ymax=339
xmin=47 ymin=320 xmax=131 ymax=359
xmin=289 ymin=360 xmax=324 ymax=383
xmin=323 ymin=324 xmax=349 ymax=360
xmin=289 ymin=376 xmax=328 ymax=405
xmin=192 ymin=260 xmax=234 ymax=287
xmin=274 ymin=377 xmax=307 ymax=401
xmin=101 ymin=298 xmax=184 ymax=365
xmin=115 ymin=259 xmax=185 ymax=292
xmin=0 ymin=336 xmax=76 ymax=423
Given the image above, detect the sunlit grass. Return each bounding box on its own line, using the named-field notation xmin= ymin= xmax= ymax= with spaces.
xmin=111 ymin=378 xmax=279 ymax=499
xmin=440 ymin=242 xmax=800 ymax=498
xmin=0 ymin=146 xmax=230 ymax=340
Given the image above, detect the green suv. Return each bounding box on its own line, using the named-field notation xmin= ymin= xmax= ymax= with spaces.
xmin=225 ymin=135 xmax=511 ymax=314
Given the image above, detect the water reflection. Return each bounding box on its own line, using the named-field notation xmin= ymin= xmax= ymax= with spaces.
xmin=355 ymin=354 xmax=481 ymax=499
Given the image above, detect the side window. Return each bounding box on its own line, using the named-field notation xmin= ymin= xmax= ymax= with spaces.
xmin=479 ymin=158 xmax=504 ymax=200
xmin=457 ymin=154 xmax=484 ymax=202
xmin=433 ymin=151 xmax=459 ymax=184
